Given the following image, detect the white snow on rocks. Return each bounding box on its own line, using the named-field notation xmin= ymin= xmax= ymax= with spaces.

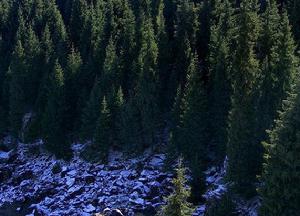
xmin=0 ymin=140 xmax=173 ymax=216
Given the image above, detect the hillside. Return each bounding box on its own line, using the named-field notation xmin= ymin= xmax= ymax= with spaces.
xmin=0 ymin=0 xmax=300 ymax=215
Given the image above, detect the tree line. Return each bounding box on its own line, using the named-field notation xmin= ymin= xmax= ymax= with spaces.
xmin=0 ymin=0 xmax=299 ymax=214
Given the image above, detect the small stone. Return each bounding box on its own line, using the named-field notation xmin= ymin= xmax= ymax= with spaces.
xmin=84 ymin=174 xmax=95 ymax=184
xmin=67 ymin=170 xmax=77 ymax=177
xmin=84 ymin=204 xmax=96 ymax=213
xmin=66 ymin=177 xmax=75 ymax=187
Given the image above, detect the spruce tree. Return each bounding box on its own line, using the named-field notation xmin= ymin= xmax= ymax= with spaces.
xmin=287 ymin=0 xmax=300 ymax=44
xmin=9 ymin=41 xmax=26 ymax=137
xmin=101 ymin=37 xmax=119 ymax=94
xmin=135 ymin=13 xmax=160 ymax=148
xmin=42 ymin=61 xmax=70 ymax=159
xmin=94 ymin=97 xmax=111 ymax=163
xmin=118 ymin=0 xmax=136 ymax=96
xmin=227 ymin=0 xmax=261 ymax=197
xmin=109 ymin=86 xmax=124 ymax=148
xmin=256 ymin=7 xmax=297 ymax=152
xmin=179 ymin=52 xmax=208 ymax=202
xmin=22 ymin=25 xmax=41 ymax=107
xmin=209 ymin=0 xmax=233 ymax=163
xmin=80 ymin=79 xmax=102 ymax=140
xmin=171 ymin=0 xmax=199 ymax=97
xmin=64 ymin=47 xmax=82 ymax=133
xmin=120 ymin=95 xmax=142 ymax=153
xmin=156 ymin=0 xmax=173 ymax=112
xmin=157 ymin=159 xmax=194 ymax=216
xmin=259 ymin=79 xmax=300 ymax=215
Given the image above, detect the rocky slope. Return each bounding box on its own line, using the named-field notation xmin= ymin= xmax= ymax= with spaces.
xmin=0 ymin=138 xmax=173 ymax=216
xmin=0 ymin=136 xmax=259 ymax=216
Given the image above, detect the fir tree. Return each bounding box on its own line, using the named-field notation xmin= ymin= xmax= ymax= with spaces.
xmin=287 ymin=0 xmax=300 ymax=44
xmin=118 ymin=0 xmax=136 ymax=96
xmin=80 ymin=79 xmax=102 ymax=140
xmin=109 ymin=86 xmax=124 ymax=148
xmin=22 ymin=25 xmax=41 ymax=107
xmin=227 ymin=0 xmax=261 ymax=197
xmin=259 ymin=79 xmax=300 ymax=215
xmin=205 ymin=193 xmax=237 ymax=216
xmin=256 ymin=8 xmax=297 ymax=154
xmin=120 ymin=95 xmax=142 ymax=153
xmin=157 ymin=159 xmax=194 ymax=216
xmin=101 ymin=37 xmax=119 ymax=94
xmin=209 ymin=0 xmax=233 ymax=163
xmin=156 ymin=0 xmax=173 ymax=112
xmin=179 ymin=52 xmax=208 ymax=202
xmin=135 ymin=13 xmax=160 ymax=148
xmin=42 ymin=61 xmax=70 ymax=159
xmin=93 ymin=97 xmax=112 ymax=163
xmin=64 ymin=47 xmax=82 ymax=133
xmin=9 ymin=41 xmax=26 ymax=137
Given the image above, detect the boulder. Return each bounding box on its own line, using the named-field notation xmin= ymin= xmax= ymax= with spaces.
xmin=0 ymin=166 xmax=12 ymax=183
xmin=66 ymin=176 xmax=75 ymax=187
xmin=148 ymin=181 xmax=161 ymax=198
xmin=12 ymin=170 xmax=34 ymax=185
xmin=84 ymin=204 xmax=96 ymax=213
xmin=84 ymin=174 xmax=95 ymax=184
xmin=148 ymin=154 xmax=165 ymax=167
xmin=102 ymin=208 xmax=124 ymax=216
xmin=0 ymin=150 xmax=17 ymax=163
xmin=111 ymin=209 xmax=124 ymax=216
xmin=67 ymin=185 xmax=84 ymax=198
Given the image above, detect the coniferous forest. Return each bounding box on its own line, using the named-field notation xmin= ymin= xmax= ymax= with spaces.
xmin=0 ymin=0 xmax=300 ymax=215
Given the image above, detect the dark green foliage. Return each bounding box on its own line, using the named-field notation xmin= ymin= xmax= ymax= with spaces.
xmin=135 ymin=14 xmax=160 ymax=148
xmin=205 ymin=193 xmax=237 ymax=216
xmin=286 ymin=0 xmax=300 ymax=44
xmin=1 ymin=0 xmax=300 ymax=206
xmin=83 ymin=97 xmax=112 ymax=163
xmin=209 ymin=0 xmax=233 ymax=163
xmin=256 ymin=7 xmax=298 ymax=158
xmin=80 ymin=79 xmax=102 ymax=141
xmin=9 ymin=41 xmax=26 ymax=136
xmin=227 ymin=0 xmax=261 ymax=197
xmin=120 ymin=96 xmax=142 ymax=153
xmin=170 ymin=51 xmax=208 ymax=202
xmin=93 ymin=97 xmax=111 ymax=163
xmin=109 ymin=86 xmax=124 ymax=148
xmin=64 ymin=47 xmax=82 ymax=133
xmin=157 ymin=159 xmax=194 ymax=216
xmin=42 ymin=61 xmax=71 ymax=159
xmin=259 ymin=79 xmax=300 ymax=215
xmin=51 ymin=162 xmax=62 ymax=174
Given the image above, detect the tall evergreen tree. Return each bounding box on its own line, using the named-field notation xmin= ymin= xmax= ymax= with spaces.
xmin=94 ymin=97 xmax=112 ymax=163
xmin=156 ymin=0 xmax=173 ymax=112
xmin=227 ymin=0 xmax=261 ymax=197
xmin=256 ymin=6 xmax=297 ymax=152
xmin=64 ymin=47 xmax=82 ymax=133
xmin=101 ymin=37 xmax=119 ymax=94
xmin=135 ymin=13 xmax=160 ymax=148
xmin=42 ymin=61 xmax=70 ymax=159
xmin=22 ymin=25 xmax=41 ymax=107
xmin=286 ymin=0 xmax=300 ymax=44
xmin=9 ymin=41 xmax=26 ymax=137
xmin=179 ymin=52 xmax=208 ymax=202
xmin=80 ymin=79 xmax=102 ymax=140
xmin=157 ymin=159 xmax=194 ymax=216
xmin=109 ymin=86 xmax=124 ymax=148
xmin=118 ymin=0 xmax=136 ymax=96
xmin=259 ymin=79 xmax=300 ymax=215
xmin=170 ymin=0 xmax=199 ymax=99
xmin=209 ymin=0 xmax=233 ymax=163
